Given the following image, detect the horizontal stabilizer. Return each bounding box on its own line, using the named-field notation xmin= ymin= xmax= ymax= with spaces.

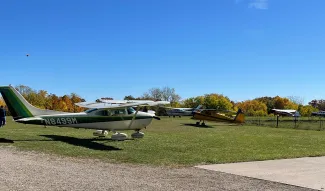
xmin=15 ymin=117 xmax=45 ymax=122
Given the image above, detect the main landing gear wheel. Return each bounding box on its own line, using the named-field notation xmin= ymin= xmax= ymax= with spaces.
xmin=111 ymin=132 xmax=128 ymax=141
xmin=93 ymin=130 xmax=108 ymax=137
xmin=131 ymin=131 xmax=144 ymax=139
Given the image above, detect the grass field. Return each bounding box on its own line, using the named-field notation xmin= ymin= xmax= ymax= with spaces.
xmin=2 ymin=116 xmax=325 ymax=167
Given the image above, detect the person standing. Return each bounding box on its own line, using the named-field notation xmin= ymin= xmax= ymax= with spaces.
xmin=0 ymin=106 xmax=6 ymax=127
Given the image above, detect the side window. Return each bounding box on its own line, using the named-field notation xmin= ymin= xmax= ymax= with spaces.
xmin=111 ymin=109 xmax=126 ymax=116
xmin=95 ymin=110 xmax=111 ymax=116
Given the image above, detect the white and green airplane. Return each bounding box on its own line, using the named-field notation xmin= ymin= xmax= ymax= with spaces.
xmin=0 ymin=85 xmax=169 ymax=141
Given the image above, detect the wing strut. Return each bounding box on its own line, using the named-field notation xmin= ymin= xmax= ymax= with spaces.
xmin=128 ymin=106 xmax=141 ymax=129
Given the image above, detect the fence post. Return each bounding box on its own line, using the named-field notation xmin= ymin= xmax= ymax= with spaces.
xmin=276 ymin=115 xmax=279 ymax=128
xmin=320 ymin=117 xmax=322 ymax=131
xmin=320 ymin=120 xmax=324 ymax=130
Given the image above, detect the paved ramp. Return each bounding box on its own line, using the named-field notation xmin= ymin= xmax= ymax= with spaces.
xmin=196 ymin=157 xmax=325 ymax=190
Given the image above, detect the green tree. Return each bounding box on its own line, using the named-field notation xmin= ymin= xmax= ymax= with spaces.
xmin=182 ymin=97 xmax=197 ymax=108
xmin=308 ymin=99 xmax=325 ymax=111
xmin=124 ymin=95 xmax=136 ymax=100
xmin=203 ymin=93 xmax=233 ymax=111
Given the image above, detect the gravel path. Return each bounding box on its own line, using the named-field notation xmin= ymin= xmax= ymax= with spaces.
xmin=0 ymin=146 xmax=315 ymax=191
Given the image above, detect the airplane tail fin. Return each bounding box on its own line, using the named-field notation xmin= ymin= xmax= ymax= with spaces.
xmin=0 ymin=85 xmax=67 ymax=120
xmin=192 ymin=105 xmax=203 ymax=114
xmin=234 ymin=108 xmax=245 ymax=123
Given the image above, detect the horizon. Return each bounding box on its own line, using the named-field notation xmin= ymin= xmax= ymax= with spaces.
xmin=0 ymin=83 xmax=313 ymax=105
xmin=1 ymin=0 xmax=324 ymax=105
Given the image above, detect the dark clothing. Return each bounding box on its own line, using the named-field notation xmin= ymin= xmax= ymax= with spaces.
xmin=0 ymin=117 xmax=5 ymax=127
xmin=0 ymin=108 xmax=6 ymax=127
xmin=0 ymin=108 xmax=5 ymax=117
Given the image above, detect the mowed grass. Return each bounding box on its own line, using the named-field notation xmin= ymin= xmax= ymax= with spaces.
xmin=2 ymin=116 xmax=325 ymax=167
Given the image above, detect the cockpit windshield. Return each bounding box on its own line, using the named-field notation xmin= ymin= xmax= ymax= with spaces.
xmin=127 ymin=107 xmax=136 ymax=114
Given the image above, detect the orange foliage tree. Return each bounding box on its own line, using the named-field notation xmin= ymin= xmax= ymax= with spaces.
xmin=236 ymin=100 xmax=268 ymax=116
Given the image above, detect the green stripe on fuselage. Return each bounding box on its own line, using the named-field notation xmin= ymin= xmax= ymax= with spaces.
xmin=18 ymin=115 xmax=153 ymax=126
xmin=0 ymin=87 xmax=33 ymax=119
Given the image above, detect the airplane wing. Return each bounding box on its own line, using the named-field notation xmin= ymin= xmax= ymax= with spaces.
xmin=100 ymin=99 xmax=155 ymax=104
xmin=75 ymin=100 xmax=170 ymax=109
xmin=271 ymin=109 xmax=298 ymax=116
xmin=272 ymin=109 xmax=297 ymax=113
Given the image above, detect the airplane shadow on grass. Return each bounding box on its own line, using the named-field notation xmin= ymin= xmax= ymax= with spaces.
xmin=181 ymin=123 xmax=214 ymax=128
xmin=0 ymin=138 xmax=14 ymax=143
xmin=40 ymin=135 xmax=124 ymax=151
xmin=0 ymin=135 xmax=131 ymax=151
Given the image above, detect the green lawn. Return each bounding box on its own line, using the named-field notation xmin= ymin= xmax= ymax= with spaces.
xmin=1 ymin=116 xmax=325 ymax=167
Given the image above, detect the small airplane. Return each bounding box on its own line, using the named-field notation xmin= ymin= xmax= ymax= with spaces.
xmin=311 ymin=111 xmax=325 ymax=117
xmin=191 ymin=106 xmax=245 ymax=126
xmin=166 ymin=107 xmax=195 ymax=117
xmin=270 ymin=109 xmax=301 ymax=117
xmin=0 ymin=85 xmax=169 ymax=141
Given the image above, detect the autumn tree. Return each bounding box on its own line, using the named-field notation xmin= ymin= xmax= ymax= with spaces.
xmin=0 ymin=97 xmax=5 ymax=106
xmin=273 ymin=96 xmax=298 ymax=110
xmin=203 ymin=93 xmax=233 ymax=111
xmin=181 ymin=94 xmax=232 ymax=111
xmin=236 ymin=100 xmax=267 ymax=116
xmin=61 ymin=95 xmax=73 ymax=112
xmin=194 ymin=96 xmax=205 ymax=106
xmin=9 ymin=85 xmax=87 ymax=113
xmin=298 ymin=105 xmax=318 ymax=116
xmin=70 ymin=93 xmax=85 ymax=112
xmin=254 ymin=96 xmax=275 ymax=114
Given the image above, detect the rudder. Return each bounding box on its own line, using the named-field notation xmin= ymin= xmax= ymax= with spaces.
xmin=234 ymin=108 xmax=245 ymax=123
xmin=0 ymin=85 xmax=68 ymax=120
xmin=0 ymin=86 xmax=33 ymax=120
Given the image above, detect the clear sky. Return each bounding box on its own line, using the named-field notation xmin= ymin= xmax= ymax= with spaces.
xmin=1 ymin=0 xmax=324 ymax=104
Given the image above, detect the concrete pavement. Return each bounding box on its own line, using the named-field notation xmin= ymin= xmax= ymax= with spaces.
xmin=196 ymin=157 xmax=325 ymax=190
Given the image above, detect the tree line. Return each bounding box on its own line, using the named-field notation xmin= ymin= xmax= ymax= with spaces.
xmin=0 ymin=85 xmax=323 ymax=117
xmin=0 ymin=85 xmax=86 ymax=115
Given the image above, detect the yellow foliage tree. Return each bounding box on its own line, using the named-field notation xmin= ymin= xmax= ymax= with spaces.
xmin=0 ymin=97 xmax=5 ymax=107
xmin=273 ymin=96 xmax=298 ymax=110
xmin=203 ymin=93 xmax=233 ymax=111
xmin=298 ymin=105 xmax=318 ymax=116
xmin=236 ymin=100 xmax=268 ymax=116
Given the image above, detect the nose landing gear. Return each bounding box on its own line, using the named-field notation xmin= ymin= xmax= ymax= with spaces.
xmin=93 ymin=130 xmax=145 ymax=141
xmin=93 ymin=130 xmax=108 ymax=137
xmin=131 ymin=131 xmax=144 ymax=139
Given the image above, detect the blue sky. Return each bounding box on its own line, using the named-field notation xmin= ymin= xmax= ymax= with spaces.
xmin=1 ymin=0 xmax=324 ymax=104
